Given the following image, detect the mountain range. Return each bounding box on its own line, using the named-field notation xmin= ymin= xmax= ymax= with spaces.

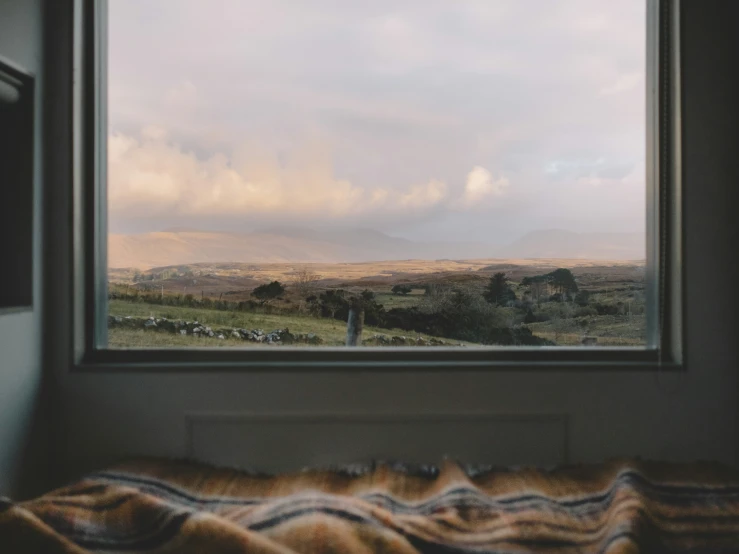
xmin=108 ymin=227 xmax=645 ymax=269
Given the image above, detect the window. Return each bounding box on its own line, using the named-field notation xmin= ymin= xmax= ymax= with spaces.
xmin=79 ymin=0 xmax=681 ymax=367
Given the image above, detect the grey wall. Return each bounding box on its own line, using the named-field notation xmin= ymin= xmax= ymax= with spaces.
xmin=45 ymin=1 xmax=739 ymax=482
xmin=0 ymin=0 xmax=47 ymax=499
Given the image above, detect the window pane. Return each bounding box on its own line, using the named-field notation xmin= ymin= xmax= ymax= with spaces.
xmin=106 ymin=0 xmax=647 ymax=349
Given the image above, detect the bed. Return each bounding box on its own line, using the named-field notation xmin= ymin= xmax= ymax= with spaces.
xmin=2 ymin=457 xmax=738 ymax=553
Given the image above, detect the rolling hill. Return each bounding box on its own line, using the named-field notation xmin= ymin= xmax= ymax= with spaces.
xmin=108 ymin=228 xmax=492 ymax=268
xmin=108 ymin=227 xmax=645 ymax=269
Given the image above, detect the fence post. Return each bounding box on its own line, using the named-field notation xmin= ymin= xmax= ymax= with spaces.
xmin=345 ymin=305 xmax=365 ymax=346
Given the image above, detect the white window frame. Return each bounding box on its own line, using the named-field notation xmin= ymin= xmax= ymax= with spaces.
xmin=68 ymin=0 xmax=683 ymax=372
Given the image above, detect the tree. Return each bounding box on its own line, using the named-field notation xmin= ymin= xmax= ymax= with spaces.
xmin=483 ymin=272 xmax=517 ymax=306
xmin=391 ymin=284 xmax=413 ymax=296
xmin=251 ymin=281 xmax=286 ymax=300
xmin=358 ymin=290 xmax=387 ymax=325
xmin=315 ymin=289 xmax=348 ymax=319
xmin=524 ymin=309 xmax=537 ymax=324
xmin=360 ymin=290 xmax=376 ymax=302
xmin=547 ymin=268 xmax=579 ymax=296
xmin=574 ymin=290 xmax=591 ymax=306
xmin=521 ymin=275 xmax=549 ymax=306
xmin=292 ymin=267 xmax=320 ymax=297
xmin=522 ymin=268 xmax=578 ymax=304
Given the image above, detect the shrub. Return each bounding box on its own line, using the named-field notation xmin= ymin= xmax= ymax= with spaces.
xmin=292 ymin=268 xmax=320 ymax=297
xmin=574 ymin=290 xmax=591 ymax=306
xmin=361 ymin=290 xmax=376 ymax=302
xmin=480 ymin=326 xmax=554 ymax=347
xmin=391 ymin=284 xmax=413 ymax=296
xmin=251 ymin=281 xmax=286 ymax=300
xmin=592 ymin=302 xmax=619 ymax=316
xmin=383 ymin=288 xmax=521 ymax=344
xmin=575 ymin=306 xmax=598 ymax=318
xmin=309 ymin=289 xmax=349 ymax=319
xmin=524 ymin=309 xmax=537 ymax=324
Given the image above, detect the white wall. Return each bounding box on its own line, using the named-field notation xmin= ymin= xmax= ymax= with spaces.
xmin=48 ymin=1 xmax=739 ymax=482
xmin=0 ymin=0 xmax=47 ymax=499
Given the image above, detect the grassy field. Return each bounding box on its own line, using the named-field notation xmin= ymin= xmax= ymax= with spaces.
xmin=374 ymin=290 xmax=426 ymax=309
xmin=108 ymin=299 xmax=473 ymax=348
xmin=522 ymin=331 xmax=643 ymax=347
xmin=109 ymin=328 xmax=250 ymax=348
xmin=111 ymin=258 xmax=645 ymax=302
xmin=109 ymin=258 xmax=648 ymax=349
xmin=525 ymin=314 xmax=646 ymax=346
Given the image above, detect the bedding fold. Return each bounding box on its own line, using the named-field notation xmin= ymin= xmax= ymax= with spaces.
xmin=2 ymin=458 xmax=738 ymax=553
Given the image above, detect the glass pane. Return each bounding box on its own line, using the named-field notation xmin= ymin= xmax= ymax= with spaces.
xmin=106 ymin=0 xmax=647 ymax=349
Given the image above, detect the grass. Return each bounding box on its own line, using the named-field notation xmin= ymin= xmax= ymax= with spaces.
xmin=109 ymin=328 xmax=252 ymax=348
xmin=525 ymin=332 xmax=644 ymax=347
xmin=108 ymin=299 xmax=472 ymax=348
xmin=374 ymin=291 xmax=425 ymax=309
xmin=526 ymin=314 xmax=646 ymax=346
xmin=108 ymin=299 xmax=646 ymax=349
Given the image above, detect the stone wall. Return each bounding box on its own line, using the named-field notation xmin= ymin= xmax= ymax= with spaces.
xmin=108 ymin=316 xmax=322 ymax=345
xmin=108 ymin=315 xmax=461 ymax=347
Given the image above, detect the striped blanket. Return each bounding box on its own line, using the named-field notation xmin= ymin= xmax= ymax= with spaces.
xmin=2 ymin=458 xmax=739 ymax=553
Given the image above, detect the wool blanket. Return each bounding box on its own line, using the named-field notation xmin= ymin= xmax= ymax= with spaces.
xmin=2 ymin=458 xmax=738 ymax=553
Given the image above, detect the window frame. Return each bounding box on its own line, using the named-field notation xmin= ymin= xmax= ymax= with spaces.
xmin=71 ymin=0 xmax=683 ymax=372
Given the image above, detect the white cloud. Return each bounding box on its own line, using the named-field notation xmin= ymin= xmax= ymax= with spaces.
xmin=107 ymin=0 xmax=646 ymax=236
xmin=108 ymin=131 xmax=461 ymax=222
xmin=107 ymin=130 xmax=516 ymax=229
xmin=456 ymin=166 xmax=509 ymax=208
xmin=140 ymin=125 xmax=168 ymax=141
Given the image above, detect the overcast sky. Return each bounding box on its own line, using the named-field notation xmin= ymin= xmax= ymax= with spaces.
xmin=108 ymin=0 xmax=646 ymax=244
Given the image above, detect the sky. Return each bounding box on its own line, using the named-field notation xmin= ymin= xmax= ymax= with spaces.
xmin=108 ymin=0 xmax=646 ymax=244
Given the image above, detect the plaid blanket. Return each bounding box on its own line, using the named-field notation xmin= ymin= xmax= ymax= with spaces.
xmin=2 ymin=458 xmax=738 ymax=553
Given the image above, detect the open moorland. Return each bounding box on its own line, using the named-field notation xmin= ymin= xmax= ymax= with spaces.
xmin=108 ymin=257 xmax=647 ymax=348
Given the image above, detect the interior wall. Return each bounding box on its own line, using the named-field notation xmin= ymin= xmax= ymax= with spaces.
xmin=0 ymin=0 xmax=47 ymax=499
xmin=48 ymin=1 xmax=739 ymax=482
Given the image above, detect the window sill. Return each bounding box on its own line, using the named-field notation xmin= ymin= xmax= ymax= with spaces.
xmin=73 ymin=347 xmax=682 ymax=373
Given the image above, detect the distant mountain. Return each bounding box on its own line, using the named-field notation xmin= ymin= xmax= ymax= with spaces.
xmin=498 ymin=229 xmax=645 ymax=260
xmin=108 ymin=227 xmax=644 ymax=269
xmin=108 ymin=228 xmax=492 ymax=269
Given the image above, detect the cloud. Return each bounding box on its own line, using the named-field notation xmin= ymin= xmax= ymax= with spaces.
xmin=108 ymin=131 xmax=473 ymax=224
xmin=107 ymin=0 xmax=646 ymax=237
xmin=545 ymin=158 xmax=634 ymax=182
xmin=575 ymin=163 xmax=643 ymax=188
xmin=140 ymin=125 xmax=168 ymax=141
xmin=456 ymin=166 xmax=509 ymax=208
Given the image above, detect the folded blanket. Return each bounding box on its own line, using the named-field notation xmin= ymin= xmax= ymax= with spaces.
xmin=2 ymin=458 xmax=738 ymax=553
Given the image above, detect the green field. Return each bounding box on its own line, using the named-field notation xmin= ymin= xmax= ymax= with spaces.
xmin=109 ymin=328 xmax=251 ymax=348
xmin=374 ymin=290 xmax=426 ymax=309
xmin=525 ymin=314 xmax=646 ymax=346
xmin=108 ymin=299 xmax=472 ymax=348
xmin=109 ymin=259 xmax=648 ymax=349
